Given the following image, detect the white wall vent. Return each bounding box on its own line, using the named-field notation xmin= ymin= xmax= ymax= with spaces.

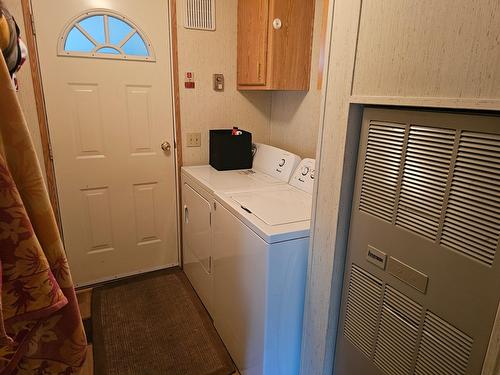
xmin=184 ymin=0 xmax=216 ymax=31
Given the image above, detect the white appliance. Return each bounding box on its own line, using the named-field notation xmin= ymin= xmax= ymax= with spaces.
xmin=181 ymin=144 xmax=301 ymax=316
xmin=213 ymin=158 xmax=316 ymax=375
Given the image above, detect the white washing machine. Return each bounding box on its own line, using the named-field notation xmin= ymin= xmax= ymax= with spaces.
xmin=212 ymin=158 xmax=316 ymax=375
xmin=181 ymin=144 xmax=301 ymax=316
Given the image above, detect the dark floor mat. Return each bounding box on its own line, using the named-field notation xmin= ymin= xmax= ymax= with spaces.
xmin=92 ymin=268 xmax=235 ymax=375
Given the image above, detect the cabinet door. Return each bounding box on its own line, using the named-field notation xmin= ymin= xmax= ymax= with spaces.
xmin=268 ymin=0 xmax=315 ymax=90
xmin=237 ymin=0 xmax=270 ymax=86
xmin=182 ymin=182 xmax=213 ymax=314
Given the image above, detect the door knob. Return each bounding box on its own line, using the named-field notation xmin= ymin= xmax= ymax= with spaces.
xmin=161 ymin=141 xmax=171 ymax=152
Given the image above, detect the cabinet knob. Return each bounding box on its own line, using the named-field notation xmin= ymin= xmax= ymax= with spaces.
xmin=272 ymin=18 xmax=282 ymax=30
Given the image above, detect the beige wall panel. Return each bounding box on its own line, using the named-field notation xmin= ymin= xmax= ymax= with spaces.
xmin=4 ymin=0 xmax=46 ymax=182
xmin=269 ymin=0 xmax=324 ymax=159
xmin=304 ymin=1 xmax=500 ymax=374
xmin=352 ymin=0 xmax=500 ymax=101
xmin=300 ymin=0 xmax=362 ymax=374
xmin=176 ymin=1 xmax=271 ymax=166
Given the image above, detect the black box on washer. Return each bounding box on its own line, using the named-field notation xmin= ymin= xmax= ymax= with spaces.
xmin=209 ymin=129 xmax=253 ymax=171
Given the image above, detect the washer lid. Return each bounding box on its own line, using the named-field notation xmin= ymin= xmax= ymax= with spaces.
xmin=229 ymin=188 xmax=312 ymax=226
xmin=182 ymin=165 xmax=285 ymax=193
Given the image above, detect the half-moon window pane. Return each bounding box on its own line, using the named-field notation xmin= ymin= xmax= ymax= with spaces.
xmin=65 ymin=27 xmax=95 ymax=52
xmin=97 ymin=47 xmax=120 ymax=55
xmin=79 ymin=15 xmax=105 ymax=44
xmin=122 ymin=32 xmax=148 ymax=56
xmin=61 ymin=10 xmax=153 ymax=61
xmin=108 ymin=16 xmax=133 ymax=45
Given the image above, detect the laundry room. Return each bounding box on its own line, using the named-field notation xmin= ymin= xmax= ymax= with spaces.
xmin=1 ymin=0 xmax=499 ymax=375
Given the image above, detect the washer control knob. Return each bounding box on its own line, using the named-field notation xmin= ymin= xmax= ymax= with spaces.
xmin=278 ymin=158 xmax=286 ymax=167
xmin=301 ymin=166 xmax=310 ymax=176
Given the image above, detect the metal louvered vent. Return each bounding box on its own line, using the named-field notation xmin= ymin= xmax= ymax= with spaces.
xmin=440 ymin=131 xmax=500 ymax=266
xmin=415 ymin=312 xmax=473 ymax=375
xmin=396 ymin=126 xmax=455 ymax=241
xmin=359 ymin=122 xmax=406 ymax=222
xmin=342 ymin=266 xmax=476 ymax=375
xmin=184 ymin=0 xmax=216 ymax=31
xmin=374 ymin=286 xmax=422 ymax=375
xmin=344 ymin=265 xmax=383 ymax=357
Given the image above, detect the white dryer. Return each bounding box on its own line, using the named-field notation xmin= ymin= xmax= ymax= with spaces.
xmin=181 ymin=144 xmax=301 ymax=316
xmin=212 ymin=158 xmax=316 ymax=375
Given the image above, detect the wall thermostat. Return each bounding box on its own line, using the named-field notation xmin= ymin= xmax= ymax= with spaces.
xmin=213 ymin=74 xmax=224 ymax=91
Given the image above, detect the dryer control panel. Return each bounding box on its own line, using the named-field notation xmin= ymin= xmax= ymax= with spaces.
xmin=290 ymin=158 xmax=316 ymax=194
xmin=252 ymin=143 xmax=302 ymax=182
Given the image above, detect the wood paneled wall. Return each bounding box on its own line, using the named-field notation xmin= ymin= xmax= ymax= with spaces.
xmin=352 ymin=0 xmax=500 ymax=108
xmin=302 ymin=0 xmax=500 ymax=374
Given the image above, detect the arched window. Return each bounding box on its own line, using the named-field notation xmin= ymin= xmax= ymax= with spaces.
xmin=58 ymin=10 xmax=155 ymax=61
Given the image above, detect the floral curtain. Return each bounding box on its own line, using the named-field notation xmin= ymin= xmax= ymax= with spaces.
xmin=0 ymin=50 xmax=86 ymax=373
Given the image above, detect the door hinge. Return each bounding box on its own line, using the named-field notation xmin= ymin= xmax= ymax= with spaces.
xmin=30 ymin=12 xmax=36 ymax=35
xmin=213 ymin=201 xmax=217 ymax=210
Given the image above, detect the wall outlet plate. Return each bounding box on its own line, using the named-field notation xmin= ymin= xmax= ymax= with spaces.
xmin=187 ymin=132 xmax=201 ymax=147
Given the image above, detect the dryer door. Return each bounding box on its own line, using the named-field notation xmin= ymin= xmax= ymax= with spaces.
xmin=182 ymin=181 xmax=213 ymax=315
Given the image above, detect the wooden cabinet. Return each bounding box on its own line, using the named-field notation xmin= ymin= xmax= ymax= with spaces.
xmin=237 ymin=0 xmax=315 ymax=91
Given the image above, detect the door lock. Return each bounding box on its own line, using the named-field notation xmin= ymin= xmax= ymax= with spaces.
xmin=161 ymin=141 xmax=171 ymax=152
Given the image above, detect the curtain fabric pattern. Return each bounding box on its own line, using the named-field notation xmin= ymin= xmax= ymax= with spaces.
xmin=0 ymin=53 xmax=86 ymax=374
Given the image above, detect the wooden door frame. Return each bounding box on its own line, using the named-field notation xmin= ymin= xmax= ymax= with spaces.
xmin=20 ymin=0 xmax=61 ymax=228
xmin=20 ymin=0 xmax=183 ymax=240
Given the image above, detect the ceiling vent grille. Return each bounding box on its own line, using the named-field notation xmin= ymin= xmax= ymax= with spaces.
xmin=396 ymin=126 xmax=455 ymax=241
xmin=359 ymin=122 xmax=406 ymax=222
xmin=440 ymin=131 xmax=500 ymax=266
xmin=184 ymin=0 xmax=216 ymax=31
xmin=373 ymin=286 xmax=422 ymax=375
xmin=415 ymin=312 xmax=473 ymax=375
xmin=343 ymin=265 xmax=383 ymax=357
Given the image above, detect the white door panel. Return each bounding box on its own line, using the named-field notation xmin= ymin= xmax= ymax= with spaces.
xmin=182 ymin=180 xmax=213 ymax=314
xmin=32 ymin=0 xmax=178 ymax=285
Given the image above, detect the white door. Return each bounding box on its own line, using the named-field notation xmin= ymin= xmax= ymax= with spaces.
xmin=32 ymin=0 xmax=178 ymax=286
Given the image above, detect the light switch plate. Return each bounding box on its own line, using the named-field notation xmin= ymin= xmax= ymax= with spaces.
xmin=187 ymin=132 xmax=201 ymax=147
